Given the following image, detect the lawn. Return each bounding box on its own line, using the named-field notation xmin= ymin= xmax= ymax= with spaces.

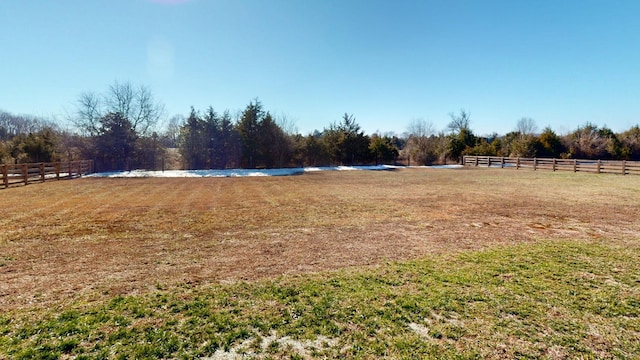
xmin=1 ymin=168 xmax=639 ymax=358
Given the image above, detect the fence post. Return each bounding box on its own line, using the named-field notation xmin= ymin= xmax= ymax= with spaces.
xmin=573 ymin=159 xmax=577 ymax=172
xmin=552 ymin=158 xmax=556 ymax=172
xmin=22 ymin=164 xmax=28 ymax=185
xmin=487 ymin=157 xmax=491 ymax=167
xmin=501 ymin=157 xmax=505 ymax=168
xmin=2 ymin=165 xmax=7 ymax=188
xmin=516 ymin=157 xmax=520 ymax=170
xmin=597 ymin=160 xmax=601 ymax=174
xmin=0 ymin=160 xmax=94 ymax=187
xmin=622 ymin=160 xmax=626 ymax=175
xmin=533 ymin=158 xmax=537 ymax=171
xmin=475 ymin=156 xmax=479 ymax=166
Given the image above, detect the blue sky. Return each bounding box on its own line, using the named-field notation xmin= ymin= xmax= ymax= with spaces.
xmin=1 ymin=0 xmax=639 ymax=136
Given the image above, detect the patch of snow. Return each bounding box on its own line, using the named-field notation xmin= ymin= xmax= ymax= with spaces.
xmin=408 ymin=322 xmax=431 ymax=338
xmin=202 ymin=331 xmax=337 ymax=359
xmin=87 ymin=168 xmax=303 ymax=178
xmin=87 ymin=165 xmax=461 ymax=178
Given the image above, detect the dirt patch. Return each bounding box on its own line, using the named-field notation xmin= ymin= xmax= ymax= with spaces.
xmin=1 ymin=168 xmax=638 ymax=310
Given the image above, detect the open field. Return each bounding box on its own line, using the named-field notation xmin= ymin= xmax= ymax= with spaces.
xmin=1 ymin=168 xmax=639 ymax=358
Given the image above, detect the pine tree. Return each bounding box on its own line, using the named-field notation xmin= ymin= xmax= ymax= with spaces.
xmin=178 ymin=108 xmax=207 ymax=169
xmin=95 ymin=112 xmax=137 ymax=171
xmin=219 ymin=110 xmax=241 ymax=168
xmin=237 ymin=100 xmax=263 ymax=168
xmin=203 ymin=107 xmax=221 ymax=168
xmin=324 ymin=114 xmax=372 ymax=165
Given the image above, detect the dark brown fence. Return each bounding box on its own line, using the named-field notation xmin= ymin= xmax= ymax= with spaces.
xmin=463 ymin=156 xmax=640 ymax=176
xmin=1 ymin=160 xmax=94 ymax=188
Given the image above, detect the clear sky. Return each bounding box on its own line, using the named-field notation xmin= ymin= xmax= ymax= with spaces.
xmin=1 ymin=0 xmax=639 ymax=136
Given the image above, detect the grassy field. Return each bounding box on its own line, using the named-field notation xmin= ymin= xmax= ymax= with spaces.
xmin=1 ymin=168 xmax=639 ymax=358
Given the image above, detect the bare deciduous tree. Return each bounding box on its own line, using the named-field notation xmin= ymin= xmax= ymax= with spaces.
xmin=516 ymin=117 xmax=538 ymax=137
xmin=73 ymin=92 xmax=102 ymax=136
xmin=407 ymin=118 xmax=435 ymax=138
xmin=106 ymin=81 xmax=134 ymax=122
xmin=276 ymin=113 xmax=299 ymax=135
xmin=1 ymin=110 xmax=56 ymax=140
xmin=405 ymin=118 xmax=438 ymax=165
xmin=447 ymin=109 xmax=471 ymax=133
xmin=161 ymin=114 xmax=184 ymax=148
xmin=73 ymin=81 xmax=165 ymax=136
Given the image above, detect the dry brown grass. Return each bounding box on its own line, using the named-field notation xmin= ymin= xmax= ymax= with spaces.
xmin=1 ymin=168 xmax=638 ymax=311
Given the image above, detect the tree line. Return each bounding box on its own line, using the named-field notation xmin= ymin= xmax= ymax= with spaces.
xmin=2 ymin=82 xmax=640 ymax=170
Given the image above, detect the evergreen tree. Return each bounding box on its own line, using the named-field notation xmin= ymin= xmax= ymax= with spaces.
xmin=447 ymin=127 xmax=476 ymax=163
xmin=501 ymin=130 xmax=537 ymax=158
xmin=324 ymin=113 xmax=371 ymax=165
xmin=177 ymin=107 xmax=242 ymax=169
xmin=600 ymin=126 xmax=624 ymax=159
xmin=619 ymin=125 xmax=640 ymax=160
xmin=237 ymin=100 xmax=263 ymax=168
xmin=235 ymin=100 xmax=291 ymax=168
xmin=302 ymin=133 xmax=330 ymax=166
xmin=258 ymin=112 xmax=278 ymax=168
xmin=218 ymin=110 xmax=241 ymax=168
xmin=535 ymin=127 xmax=565 ymax=158
xmin=178 ymin=108 xmax=207 ymax=169
xmin=7 ymin=134 xmax=27 ymax=163
xmin=369 ymin=134 xmax=399 ymax=165
xmin=95 ymin=112 xmax=137 ymax=171
xmin=463 ymin=137 xmax=497 ymax=156
xmin=259 ymin=112 xmax=291 ymax=168
xmin=446 ymin=110 xmax=476 ymax=163
xmin=21 ymin=129 xmax=58 ymax=163
xmin=203 ymin=107 xmax=221 ymax=168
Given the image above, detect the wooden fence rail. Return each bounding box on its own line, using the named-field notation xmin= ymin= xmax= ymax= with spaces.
xmin=1 ymin=160 xmax=94 ymax=189
xmin=463 ymin=156 xmax=640 ymax=175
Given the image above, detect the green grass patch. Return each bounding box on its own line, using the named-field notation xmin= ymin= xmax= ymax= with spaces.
xmin=2 ymin=239 xmax=639 ymax=359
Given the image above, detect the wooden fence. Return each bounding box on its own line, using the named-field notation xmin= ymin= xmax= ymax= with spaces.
xmin=463 ymin=156 xmax=640 ymax=175
xmin=1 ymin=160 xmax=94 ymax=188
